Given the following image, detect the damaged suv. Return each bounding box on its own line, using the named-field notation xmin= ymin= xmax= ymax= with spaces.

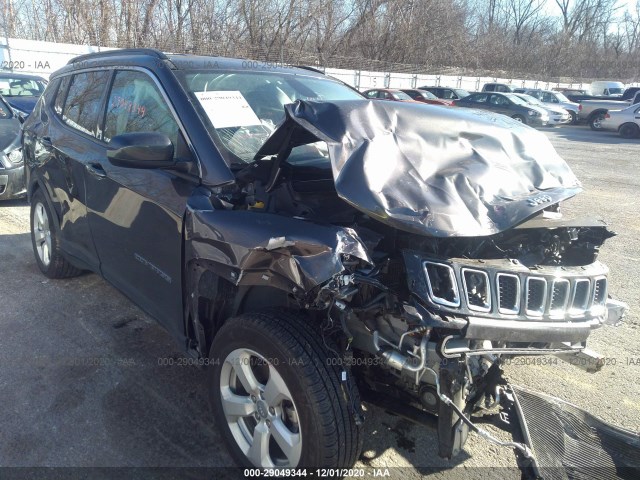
xmin=23 ymin=49 xmax=636 ymax=474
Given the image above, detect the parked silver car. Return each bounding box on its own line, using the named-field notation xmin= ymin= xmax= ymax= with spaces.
xmin=513 ymin=93 xmax=571 ymax=126
xmin=601 ymin=103 xmax=640 ymax=138
xmin=514 ymin=89 xmax=579 ymax=124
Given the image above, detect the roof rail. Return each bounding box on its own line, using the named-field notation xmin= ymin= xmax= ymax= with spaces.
xmin=67 ymin=48 xmax=168 ymax=65
xmin=294 ymin=65 xmax=326 ymax=75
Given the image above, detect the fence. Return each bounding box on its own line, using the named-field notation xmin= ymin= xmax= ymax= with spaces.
xmin=1 ymin=37 xmax=638 ymax=91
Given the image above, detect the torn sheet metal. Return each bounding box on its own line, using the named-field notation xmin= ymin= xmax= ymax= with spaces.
xmin=258 ymin=100 xmax=582 ymax=237
xmin=511 ymin=385 xmax=640 ymax=479
xmin=185 ymin=208 xmax=372 ymax=292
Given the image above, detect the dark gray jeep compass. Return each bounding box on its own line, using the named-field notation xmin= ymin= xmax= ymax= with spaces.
xmin=22 ymin=49 xmax=635 ymax=474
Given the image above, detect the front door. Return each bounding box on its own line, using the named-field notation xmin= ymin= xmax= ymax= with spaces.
xmin=85 ymin=69 xmax=197 ymax=341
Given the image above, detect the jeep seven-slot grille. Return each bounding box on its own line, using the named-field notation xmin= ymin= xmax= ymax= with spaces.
xmin=423 ymin=261 xmax=608 ymax=320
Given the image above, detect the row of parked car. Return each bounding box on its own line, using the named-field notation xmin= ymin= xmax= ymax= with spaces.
xmin=362 ymin=83 xmax=640 ymax=139
xmin=482 ymin=82 xmax=640 ymax=138
xmin=362 ymin=86 xmax=577 ymax=127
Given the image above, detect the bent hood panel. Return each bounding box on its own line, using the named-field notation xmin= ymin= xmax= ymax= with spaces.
xmin=260 ymin=100 xmax=581 ymax=237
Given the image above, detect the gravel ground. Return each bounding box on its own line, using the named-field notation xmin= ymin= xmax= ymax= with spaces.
xmin=0 ymin=125 xmax=638 ymax=479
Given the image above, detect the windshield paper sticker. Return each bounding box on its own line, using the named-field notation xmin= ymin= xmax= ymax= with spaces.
xmin=195 ymin=91 xmax=261 ymax=129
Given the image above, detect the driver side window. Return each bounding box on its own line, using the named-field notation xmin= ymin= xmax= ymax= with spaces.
xmin=103 ymin=70 xmax=179 ymax=148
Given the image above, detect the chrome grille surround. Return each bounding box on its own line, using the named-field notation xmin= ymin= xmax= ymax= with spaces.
xmin=461 ymin=268 xmax=491 ymax=313
xmin=420 ymin=258 xmax=608 ymax=322
xmin=496 ymin=273 xmax=520 ymax=315
xmin=423 ymin=261 xmax=460 ymax=308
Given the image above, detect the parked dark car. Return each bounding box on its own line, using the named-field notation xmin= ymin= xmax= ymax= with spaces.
xmin=0 ymin=95 xmax=25 ymax=199
xmin=453 ymin=91 xmax=549 ymax=126
xmin=0 ymin=72 xmax=47 ymax=117
xmin=401 ymin=88 xmax=451 ymax=105
xmin=362 ymin=88 xmax=414 ymax=101
xmin=22 ymin=49 xmax=632 ymax=473
xmin=419 ymin=86 xmax=470 ymax=100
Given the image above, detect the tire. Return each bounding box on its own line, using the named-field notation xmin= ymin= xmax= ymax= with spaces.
xmin=589 ymin=112 xmax=606 ymax=131
xmin=512 ymin=114 xmax=526 ymax=124
xmin=618 ymin=123 xmax=640 ymax=139
xmin=208 ymin=309 xmax=363 ymax=469
xmin=30 ymin=189 xmax=83 ymax=278
xmin=569 ymin=111 xmax=577 ymax=124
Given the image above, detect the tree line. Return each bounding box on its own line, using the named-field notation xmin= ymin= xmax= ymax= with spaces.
xmin=1 ymin=0 xmax=639 ymax=81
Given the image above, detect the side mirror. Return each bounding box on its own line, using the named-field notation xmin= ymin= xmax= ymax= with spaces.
xmin=107 ymin=132 xmax=174 ymax=168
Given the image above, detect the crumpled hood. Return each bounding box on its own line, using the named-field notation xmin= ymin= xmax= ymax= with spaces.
xmin=258 ymin=99 xmax=582 ymax=237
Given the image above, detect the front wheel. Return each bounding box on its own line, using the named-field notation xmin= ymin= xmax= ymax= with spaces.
xmin=512 ymin=114 xmax=526 ymax=124
xmin=569 ymin=110 xmax=577 ymax=124
xmin=208 ymin=310 xmax=363 ymax=469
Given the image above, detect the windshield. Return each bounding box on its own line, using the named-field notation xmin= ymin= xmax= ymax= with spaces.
xmin=609 ymin=88 xmax=624 ymax=95
xmin=392 ymin=91 xmax=413 ymax=101
xmin=505 ymin=93 xmax=528 ymax=106
xmin=179 ymin=70 xmax=362 ymax=164
xmin=0 ymin=76 xmax=46 ymax=97
xmin=554 ymin=92 xmax=570 ymax=102
xmin=420 ymin=90 xmax=437 ymax=99
xmin=517 ymin=94 xmax=541 ymax=105
xmin=454 ymin=89 xmax=470 ymax=98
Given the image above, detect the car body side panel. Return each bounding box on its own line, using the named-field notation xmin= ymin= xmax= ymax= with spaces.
xmin=184 ymin=207 xmax=373 ymax=294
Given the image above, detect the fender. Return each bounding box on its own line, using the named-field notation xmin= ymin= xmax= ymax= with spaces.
xmin=182 ymin=203 xmax=374 ymax=355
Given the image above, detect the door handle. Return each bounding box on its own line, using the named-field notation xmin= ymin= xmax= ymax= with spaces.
xmin=86 ymin=163 xmax=107 ymax=178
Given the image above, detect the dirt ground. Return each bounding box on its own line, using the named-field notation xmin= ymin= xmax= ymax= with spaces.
xmin=0 ymin=125 xmax=638 ymax=479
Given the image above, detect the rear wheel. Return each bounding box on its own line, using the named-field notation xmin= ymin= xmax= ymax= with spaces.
xmin=208 ymin=310 xmax=363 ymax=469
xmin=589 ymin=112 xmax=606 ymax=130
xmin=618 ymin=123 xmax=640 ymax=139
xmin=512 ymin=114 xmax=526 ymax=124
xmin=569 ymin=111 xmax=577 ymax=124
xmin=30 ymin=190 xmax=82 ymax=278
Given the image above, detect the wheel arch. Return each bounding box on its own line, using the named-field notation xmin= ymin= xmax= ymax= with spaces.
xmin=588 ymin=109 xmax=608 ymax=120
xmin=29 ymin=179 xmax=61 ymax=232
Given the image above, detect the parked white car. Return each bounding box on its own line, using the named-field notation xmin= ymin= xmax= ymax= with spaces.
xmin=514 ymin=89 xmax=580 ymax=123
xmin=513 ymin=93 xmax=571 ymax=126
xmin=601 ymin=104 xmax=640 ymax=138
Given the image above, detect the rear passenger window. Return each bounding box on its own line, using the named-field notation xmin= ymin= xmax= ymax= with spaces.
xmin=104 ymin=70 xmax=179 ymax=145
xmin=54 ymin=76 xmax=71 ymax=116
xmin=62 ymin=71 xmax=110 ymax=136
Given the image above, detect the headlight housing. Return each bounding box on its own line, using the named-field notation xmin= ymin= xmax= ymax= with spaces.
xmin=527 ymin=109 xmax=539 ymax=116
xmin=7 ymin=149 xmax=22 ymax=164
xmin=2 ymin=148 xmax=23 ymax=167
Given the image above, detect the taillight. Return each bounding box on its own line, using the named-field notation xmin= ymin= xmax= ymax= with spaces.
xmin=578 ymin=104 xmax=582 ymax=111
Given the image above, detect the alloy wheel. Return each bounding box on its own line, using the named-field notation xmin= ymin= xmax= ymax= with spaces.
xmin=220 ymin=348 xmax=302 ymax=468
xmin=33 ymin=202 xmax=51 ymax=267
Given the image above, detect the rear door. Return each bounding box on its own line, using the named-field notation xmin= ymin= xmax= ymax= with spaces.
xmin=28 ymin=71 xmax=110 ymax=271
xmin=84 ymin=68 xmax=197 ymax=340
